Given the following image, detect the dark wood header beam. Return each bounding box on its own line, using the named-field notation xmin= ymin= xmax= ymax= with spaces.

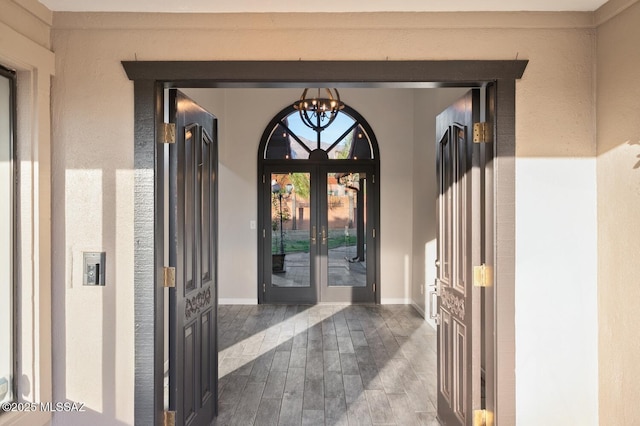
xmin=122 ymin=60 xmax=528 ymax=87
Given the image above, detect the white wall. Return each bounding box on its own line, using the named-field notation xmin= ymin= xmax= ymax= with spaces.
xmin=183 ymin=87 xmax=417 ymax=304
xmin=516 ymin=158 xmax=598 ymax=424
xmin=187 ymin=86 xmax=473 ymax=315
xmin=187 ymin=86 xmax=474 ymax=314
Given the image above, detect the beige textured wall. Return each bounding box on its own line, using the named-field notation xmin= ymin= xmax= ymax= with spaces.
xmin=0 ymin=0 xmax=51 ymax=50
xmin=50 ymin=11 xmax=598 ymax=425
xmin=596 ymin=1 xmax=640 ymax=424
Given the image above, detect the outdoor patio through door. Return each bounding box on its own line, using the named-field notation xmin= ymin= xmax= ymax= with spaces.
xmin=258 ymin=102 xmax=380 ymax=304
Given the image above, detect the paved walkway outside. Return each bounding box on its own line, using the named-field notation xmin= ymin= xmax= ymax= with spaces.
xmin=213 ymin=304 xmax=440 ymax=426
xmin=272 ymin=249 xmax=367 ymax=288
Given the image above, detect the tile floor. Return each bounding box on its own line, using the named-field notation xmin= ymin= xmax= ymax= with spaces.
xmin=213 ymin=304 xmax=440 ymax=426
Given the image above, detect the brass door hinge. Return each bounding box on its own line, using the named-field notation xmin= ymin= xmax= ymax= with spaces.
xmin=163 ymin=267 xmax=176 ymax=288
xmin=473 ymin=264 xmax=492 ymax=287
xmin=473 ymin=409 xmax=493 ymax=426
xmin=473 ymin=122 xmax=492 ymax=143
xmin=160 ymin=123 xmax=176 ymax=144
xmin=163 ymin=410 xmax=176 ymax=426
xmin=373 ymin=283 xmax=376 ymax=293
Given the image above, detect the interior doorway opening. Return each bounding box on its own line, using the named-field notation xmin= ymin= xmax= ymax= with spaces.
xmin=177 ymin=87 xmax=469 ymax=309
xmin=165 ymin=85 xmax=485 ymax=426
xmin=124 ymin=59 xmax=526 ymax=426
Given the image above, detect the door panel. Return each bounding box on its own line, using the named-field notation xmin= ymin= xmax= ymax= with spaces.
xmin=435 ymin=90 xmax=481 ymax=426
xmin=263 ymin=168 xmax=316 ymax=303
xmin=270 ymin=172 xmax=312 ymax=288
xmin=325 ymin=172 xmax=366 ymax=288
xmin=169 ymin=90 xmax=217 ymax=426
xmin=320 ymin=169 xmax=375 ymax=303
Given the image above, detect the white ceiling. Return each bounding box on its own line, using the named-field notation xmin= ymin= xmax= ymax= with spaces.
xmin=39 ymin=0 xmax=608 ymax=13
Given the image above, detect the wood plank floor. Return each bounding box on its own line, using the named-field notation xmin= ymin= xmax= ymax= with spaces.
xmin=213 ymin=304 xmax=440 ymax=426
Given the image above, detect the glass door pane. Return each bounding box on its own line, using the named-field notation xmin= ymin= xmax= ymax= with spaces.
xmin=326 ymin=172 xmax=367 ymax=288
xmin=270 ymin=172 xmax=312 ymax=288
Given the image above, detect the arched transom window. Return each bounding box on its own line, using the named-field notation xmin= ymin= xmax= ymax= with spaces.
xmin=261 ymin=104 xmax=377 ymax=161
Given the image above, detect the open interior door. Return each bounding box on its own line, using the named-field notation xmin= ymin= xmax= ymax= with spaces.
xmin=168 ymin=89 xmax=218 ymax=426
xmin=434 ymin=90 xmax=483 ymax=425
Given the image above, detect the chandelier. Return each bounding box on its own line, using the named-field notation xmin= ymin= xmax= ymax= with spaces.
xmin=292 ymin=88 xmax=345 ymax=131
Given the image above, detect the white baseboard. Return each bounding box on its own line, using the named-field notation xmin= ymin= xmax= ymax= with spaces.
xmin=411 ymin=302 xmax=426 ymax=318
xmin=413 ymin=302 xmax=438 ymax=331
xmin=219 ymin=298 xmax=257 ymax=305
xmin=219 ymin=298 xmax=417 ymax=306
xmin=380 ymin=298 xmax=411 ymax=305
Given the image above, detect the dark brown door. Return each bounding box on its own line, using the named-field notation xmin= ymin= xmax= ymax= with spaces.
xmin=435 ymin=90 xmax=482 ymax=425
xmin=168 ymin=90 xmax=218 ymax=426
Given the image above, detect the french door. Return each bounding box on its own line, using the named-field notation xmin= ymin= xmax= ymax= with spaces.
xmin=261 ymin=163 xmax=376 ymax=304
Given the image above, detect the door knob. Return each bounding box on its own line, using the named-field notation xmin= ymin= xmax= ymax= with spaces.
xmin=311 ymin=226 xmax=317 ymax=244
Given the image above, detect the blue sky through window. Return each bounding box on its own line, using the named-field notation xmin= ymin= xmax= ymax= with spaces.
xmin=286 ymin=110 xmax=356 ymax=146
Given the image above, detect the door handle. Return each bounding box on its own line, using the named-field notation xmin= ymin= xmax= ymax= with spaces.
xmin=321 ymin=226 xmax=327 ymax=245
xmin=311 ymin=226 xmax=317 ymax=244
xmin=428 ymin=290 xmax=439 ymax=321
xmin=428 ymin=278 xmax=440 ymax=324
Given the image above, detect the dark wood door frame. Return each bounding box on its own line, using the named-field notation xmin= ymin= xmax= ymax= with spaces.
xmin=122 ymin=60 xmax=527 ymax=426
